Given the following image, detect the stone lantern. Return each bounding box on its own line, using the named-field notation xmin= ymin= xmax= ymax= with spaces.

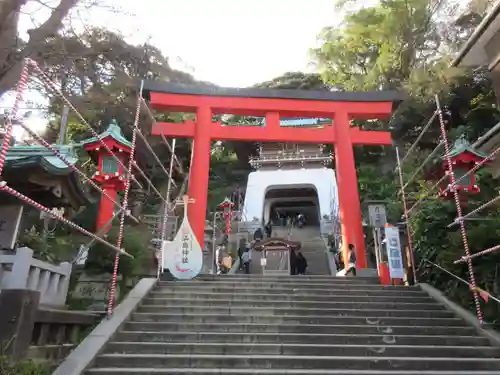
xmin=427 ymin=135 xmax=489 ymax=203
xmin=82 ymin=119 xmax=132 ymax=232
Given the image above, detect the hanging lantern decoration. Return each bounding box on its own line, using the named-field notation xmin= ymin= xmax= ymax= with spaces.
xmin=218 ymin=197 xmax=235 ymax=235
xmin=426 ymin=134 xmax=489 ymax=203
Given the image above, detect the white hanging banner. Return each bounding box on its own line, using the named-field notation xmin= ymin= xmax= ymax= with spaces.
xmin=384 ymin=225 xmax=405 ymax=279
xmin=163 ymin=195 xmax=203 ymax=280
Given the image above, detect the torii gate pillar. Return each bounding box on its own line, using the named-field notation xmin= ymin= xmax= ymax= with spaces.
xmin=188 ymin=106 xmax=212 ymax=243
xmin=334 ymin=111 xmax=365 ymax=266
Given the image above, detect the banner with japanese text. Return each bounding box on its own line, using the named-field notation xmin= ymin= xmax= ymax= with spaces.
xmin=384 ymin=225 xmax=405 ymax=279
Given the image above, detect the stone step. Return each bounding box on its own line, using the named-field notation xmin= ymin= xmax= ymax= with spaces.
xmin=159 ymin=279 xmax=380 ymax=287
xmin=155 ymin=284 xmax=419 ymax=292
xmin=148 ymin=291 xmax=435 ymax=303
xmin=130 ymin=312 xmax=465 ymax=326
xmin=142 ymin=297 xmax=446 ymax=310
xmin=85 ymin=369 xmax=500 ymax=375
xmin=177 ymin=276 xmax=380 ymax=283
xmin=105 ymin=342 xmax=500 ymax=358
xmin=136 ymin=305 xmax=454 ymax=318
xmin=151 ymin=288 xmax=427 ymax=298
xmin=123 ymin=321 xmax=475 ymax=335
xmin=94 ymin=353 xmax=500 ymax=371
xmin=115 ymin=331 xmax=488 ymax=346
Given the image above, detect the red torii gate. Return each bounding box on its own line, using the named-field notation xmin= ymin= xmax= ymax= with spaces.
xmin=143 ymin=82 xmax=401 ymax=268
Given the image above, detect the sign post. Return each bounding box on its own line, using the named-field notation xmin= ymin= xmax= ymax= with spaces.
xmin=384 ymin=224 xmax=404 ymax=279
xmin=368 ymin=204 xmax=387 ymax=228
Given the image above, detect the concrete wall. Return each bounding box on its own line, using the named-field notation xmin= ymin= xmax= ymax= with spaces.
xmin=242 ymin=168 xmax=338 ymax=223
xmin=263 ymin=196 xmax=320 ymax=224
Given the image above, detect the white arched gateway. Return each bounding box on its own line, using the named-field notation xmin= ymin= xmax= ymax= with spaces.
xmin=242 ymin=167 xmax=338 ymax=228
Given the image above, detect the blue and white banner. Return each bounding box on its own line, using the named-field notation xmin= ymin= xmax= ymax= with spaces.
xmin=384 ymin=225 xmax=405 ymax=279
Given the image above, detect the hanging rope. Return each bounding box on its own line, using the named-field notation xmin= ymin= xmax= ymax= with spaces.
xmin=14 ymin=120 xmax=139 ymax=224
xmin=136 ymin=129 xmax=177 ymax=188
xmin=455 ymin=243 xmax=500 ymax=264
xmin=395 ymin=147 xmax=417 ymax=285
xmin=397 ymin=110 xmax=438 ymax=167
xmin=0 ymin=61 xmax=133 ymax=258
xmin=448 ymin=194 xmax=500 ymax=228
xmin=27 ymin=59 xmax=144 ymax=189
xmin=107 ymin=82 xmax=143 ymax=317
xmin=435 ymin=94 xmax=484 ymax=324
xmin=398 ymin=141 xmax=444 ymax=194
xmin=424 ymin=259 xmax=500 ymax=304
xmin=406 ymin=174 xmax=447 ymax=215
xmin=0 ymin=181 xmax=131 ymax=257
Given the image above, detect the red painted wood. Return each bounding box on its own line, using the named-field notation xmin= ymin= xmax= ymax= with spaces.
xmin=150 ymin=92 xmax=394 ymax=119
xmin=334 ymin=111 xmax=366 ymax=268
xmin=96 ymin=183 xmax=118 ymax=232
xmin=152 ymin=122 xmax=392 ymax=146
xmin=187 ymin=106 xmax=212 ymax=245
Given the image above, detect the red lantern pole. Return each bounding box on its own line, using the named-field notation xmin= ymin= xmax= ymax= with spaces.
xmin=218 ymin=198 xmax=234 ymax=236
xmin=224 ymin=209 xmax=233 ymax=235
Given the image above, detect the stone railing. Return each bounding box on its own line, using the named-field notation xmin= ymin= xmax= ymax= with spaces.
xmin=28 ymin=308 xmax=99 ymax=361
xmin=0 ymin=247 xmax=71 ymax=307
xmin=0 ymin=289 xmax=99 ymax=363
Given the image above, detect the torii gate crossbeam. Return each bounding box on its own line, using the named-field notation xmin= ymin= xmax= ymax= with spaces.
xmin=142 ymin=82 xmax=402 ymax=268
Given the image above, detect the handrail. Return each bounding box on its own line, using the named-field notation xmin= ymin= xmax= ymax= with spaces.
xmin=423 ymin=259 xmax=500 ymax=304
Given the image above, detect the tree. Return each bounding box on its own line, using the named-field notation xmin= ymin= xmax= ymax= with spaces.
xmin=313 ymin=0 xmax=500 ymax=322
xmin=254 ymin=72 xmax=329 ymax=90
xmin=311 ymin=0 xmax=489 ymax=91
xmin=40 ymin=28 xmax=204 ymax=135
xmin=0 ymin=0 xmax=80 ymax=96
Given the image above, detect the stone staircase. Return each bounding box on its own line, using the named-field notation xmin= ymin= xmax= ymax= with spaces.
xmin=290 ymin=226 xmax=331 ymax=275
xmin=84 ymin=275 xmax=500 ymax=374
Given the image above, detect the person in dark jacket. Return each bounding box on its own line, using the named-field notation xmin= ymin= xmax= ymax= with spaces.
xmin=290 ymin=248 xmax=297 ymax=275
xmin=345 ymin=243 xmax=357 ymax=276
xmin=238 ymin=238 xmax=247 ymax=271
xmin=264 ymin=221 xmax=272 ymax=238
xmin=296 ymin=252 xmax=308 ymax=275
xmin=253 ymin=227 xmax=263 ymax=242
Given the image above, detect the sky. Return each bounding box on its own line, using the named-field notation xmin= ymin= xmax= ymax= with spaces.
xmin=76 ymin=0 xmax=342 ymax=87
xmin=3 ymin=0 xmax=358 ymax=137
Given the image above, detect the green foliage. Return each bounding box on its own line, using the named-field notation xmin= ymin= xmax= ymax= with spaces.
xmin=357 ymin=165 xmax=397 ymax=201
xmin=0 ymin=359 xmax=51 ymax=375
xmin=313 ymin=0 xmax=500 ymax=324
xmin=0 ymin=338 xmax=51 ymax=375
xmin=18 ymin=228 xmax=77 ymax=264
xmin=84 ymin=224 xmax=153 ymax=277
xmin=254 ymin=72 xmax=328 ymax=90
xmin=412 ymin=191 xmax=500 ymax=326
xmin=312 ymin=0 xmax=442 ymax=90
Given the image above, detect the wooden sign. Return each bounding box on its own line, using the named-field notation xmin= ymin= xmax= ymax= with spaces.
xmin=163 ymin=195 xmax=203 ymax=280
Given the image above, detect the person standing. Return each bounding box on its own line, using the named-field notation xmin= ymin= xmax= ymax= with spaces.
xmin=253 ymin=227 xmax=263 ymax=243
xmin=215 ymin=244 xmax=223 ymax=275
xmin=241 ymin=249 xmax=251 ymax=274
xmin=265 ymin=221 xmax=272 ymax=238
xmin=290 ymin=248 xmax=298 ymax=276
xmin=238 ymin=238 xmax=246 ymax=271
xmin=345 ymin=243 xmax=357 ymax=276
xmin=296 ymin=252 xmax=308 ymax=275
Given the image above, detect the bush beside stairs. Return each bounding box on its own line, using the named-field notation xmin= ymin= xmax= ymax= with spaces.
xmin=72 ymin=274 xmax=500 ymax=375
